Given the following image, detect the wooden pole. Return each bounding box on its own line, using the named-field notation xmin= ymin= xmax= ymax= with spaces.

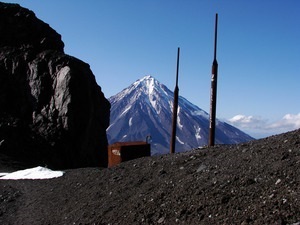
xmin=209 ymin=13 xmax=218 ymax=147
xmin=170 ymin=47 xmax=180 ymax=154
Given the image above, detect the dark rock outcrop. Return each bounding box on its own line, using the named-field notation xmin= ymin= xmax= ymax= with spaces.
xmin=0 ymin=2 xmax=64 ymax=52
xmin=0 ymin=2 xmax=110 ymax=169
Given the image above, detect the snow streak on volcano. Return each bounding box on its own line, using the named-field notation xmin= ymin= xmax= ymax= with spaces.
xmin=107 ymin=75 xmax=254 ymax=155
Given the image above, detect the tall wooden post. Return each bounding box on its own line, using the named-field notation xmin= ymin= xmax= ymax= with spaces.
xmin=209 ymin=13 xmax=219 ymax=147
xmin=170 ymin=47 xmax=180 ymax=154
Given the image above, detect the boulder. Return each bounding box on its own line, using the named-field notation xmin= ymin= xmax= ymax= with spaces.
xmin=0 ymin=2 xmax=110 ymax=169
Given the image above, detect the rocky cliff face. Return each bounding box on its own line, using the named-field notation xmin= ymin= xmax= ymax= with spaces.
xmin=0 ymin=2 xmax=110 ymax=169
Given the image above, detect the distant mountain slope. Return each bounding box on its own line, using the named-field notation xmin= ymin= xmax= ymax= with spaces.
xmin=107 ymin=75 xmax=253 ymax=154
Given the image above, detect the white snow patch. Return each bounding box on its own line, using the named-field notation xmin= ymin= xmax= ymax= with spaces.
xmin=129 ymin=117 xmax=133 ymax=126
xmin=161 ymin=87 xmax=169 ymax=96
xmin=176 ymin=136 xmax=184 ymax=145
xmin=120 ymin=105 xmax=132 ymax=117
xmin=0 ymin=166 xmax=64 ymax=180
xmin=148 ymin=92 xmax=162 ymax=114
xmin=177 ymin=116 xmax=183 ymax=130
xmin=147 ymin=77 xmax=155 ymax=95
xmin=106 ymin=122 xmax=115 ymax=130
xmin=191 ymin=110 xmax=209 ymax=119
xmin=168 ymin=100 xmax=173 ymax=112
xmin=149 ymin=97 xmax=157 ymax=111
xmin=195 ymin=126 xmax=202 ymax=140
xmin=177 ymin=112 xmax=183 ymax=130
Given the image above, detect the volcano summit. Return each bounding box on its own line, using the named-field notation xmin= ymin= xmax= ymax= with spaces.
xmin=107 ymin=76 xmax=253 ymax=154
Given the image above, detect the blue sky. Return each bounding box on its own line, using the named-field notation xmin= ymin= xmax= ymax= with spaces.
xmin=3 ymin=0 xmax=300 ymax=138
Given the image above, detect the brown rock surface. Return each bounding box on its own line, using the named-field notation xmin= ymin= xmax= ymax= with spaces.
xmin=0 ymin=129 xmax=299 ymax=224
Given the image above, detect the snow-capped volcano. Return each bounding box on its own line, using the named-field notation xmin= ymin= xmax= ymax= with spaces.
xmin=107 ymin=75 xmax=253 ymax=155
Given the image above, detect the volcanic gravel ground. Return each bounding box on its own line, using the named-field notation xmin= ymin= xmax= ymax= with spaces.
xmin=0 ymin=129 xmax=299 ymax=224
